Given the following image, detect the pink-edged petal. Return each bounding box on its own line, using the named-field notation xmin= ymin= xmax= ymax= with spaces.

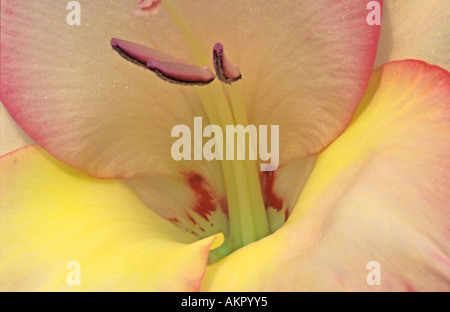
xmin=0 ymin=145 xmax=220 ymax=291
xmin=202 ymin=60 xmax=450 ymax=291
xmin=1 ymin=0 xmax=381 ymax=180
xmin=375 ymin=0 xmax=450 ymax=70
xmin=0 ymin=1 xmax=212 ymax=179
xmin=173 ymin=0 xmax=382 ymax=164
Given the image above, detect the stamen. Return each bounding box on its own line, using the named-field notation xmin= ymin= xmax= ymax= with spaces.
xmin=111 ymin=38 xmax=215 ymax=86
xmin=133 ymin=0 xmax=162 ymax=16
xmin=213 ymin=43 xmax=242 ymax=84
xmin=147 ymin=60 xmax=216 ymax=86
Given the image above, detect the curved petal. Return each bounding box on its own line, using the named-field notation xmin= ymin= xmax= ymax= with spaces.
xmin=1 ymin=0 xmax=381 ymax=179
xmin=374 ymin=0 xmax=450 ymax=70
xmin=175 ymin=0 xmax=382 ymax=165
xmin=124 ymin=169 xmax=228 ymax=241
xmin=1 ymin=0 xmax=211 ymax=179
xmin=0 ymin=145 xmax=219 ymax=291
xmin=202 ymin=60 xmax=450 ymax=291
xmin=0 ymin=104 xmax=34 ymax=155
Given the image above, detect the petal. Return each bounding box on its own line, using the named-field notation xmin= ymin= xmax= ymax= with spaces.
xmin=260 ymin=157 xmax=316 ymax=233
xmin=375 ymin=0 xmax=450 ymax=71
xmin=202 ymin=60 xmax=450 ymax=291
xmin=0 ymin=1 xmax=211 ymax=179
xmin=124 ymin=170 xmax=229 ymax=241
xmin=0 ymin=145 xmax=218 ymax=291
xmin=0 ymin=103 xmax=34 ymax=155
xmin=1 ymin=1 xmax=381 ymax=179
xmin=174 ymin=0 xmax=382 ymax=164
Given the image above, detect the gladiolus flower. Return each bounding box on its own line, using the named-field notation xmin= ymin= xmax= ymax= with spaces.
xmin=1 ymin=0 xmax=449 ymax=291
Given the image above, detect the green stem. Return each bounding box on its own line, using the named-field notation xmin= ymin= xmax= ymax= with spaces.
xmin=229 ymin=83 xmax=270 ymax=240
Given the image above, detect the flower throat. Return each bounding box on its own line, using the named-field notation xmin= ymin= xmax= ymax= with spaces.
xmin=112 ymin=0 xmax=280 ymax=262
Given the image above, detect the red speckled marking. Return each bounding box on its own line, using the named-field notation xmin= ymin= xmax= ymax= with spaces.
xmin=219 ymin=197 xmax=229 ymax=218
xmin=187 ymin=213 xmax=197 ymax=225
xmin=169 ymin=217 xmax=180 ymax=224
xmin=185 ymin=172 xmax=217 ymax=222
xmin=260 ymin=171 xmax=284 ymax=212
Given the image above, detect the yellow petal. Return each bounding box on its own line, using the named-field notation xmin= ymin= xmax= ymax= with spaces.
xmin=0 ymin=145 xmax=217 ymax=291
xmin=202 ymin=60 xmax=450 ymax=291
xmin=375 ymin=0 xmax=450 ymax=70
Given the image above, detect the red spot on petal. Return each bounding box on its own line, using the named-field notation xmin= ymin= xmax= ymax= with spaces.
xmin=169 ymin=217 xmax=180 ymax=224
xmin=260 ymin=171 xmax=284 ymax=212
xmin=187 ymin=213 xmax=197 ymax=225
xmin=185 ymin=172 xmax=217 ymax=222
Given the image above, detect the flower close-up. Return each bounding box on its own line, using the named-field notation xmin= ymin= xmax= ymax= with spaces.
xmin=1 ymin=0 xmax=449 ymax=292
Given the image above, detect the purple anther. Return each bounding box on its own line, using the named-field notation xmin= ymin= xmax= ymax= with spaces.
xmin=111 ymin=38 xmax=215 ymax=86
xmin=213 ymin=43 xmax=242 ymax=84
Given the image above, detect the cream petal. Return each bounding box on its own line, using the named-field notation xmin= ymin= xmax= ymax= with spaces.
xmin=173 ymin=0 xmax=382 ymax=165
xmin=1 ymin=0 xmax=381 ymax=179
xmin=1 ymin=1 xmax=212 ymax=179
